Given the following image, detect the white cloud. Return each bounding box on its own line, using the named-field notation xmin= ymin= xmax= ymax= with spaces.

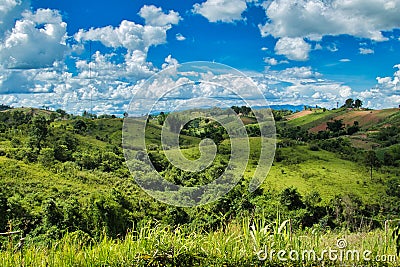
xmin=74 ymin=20 xmax=168 ymax=53
xmin=359 ymin=48 xmax=374 ymax=55
xmin=264 ymin=57 xmax=278 ymax=66
xmin=193 ymin=0 xmax=247 ymax=23
xmin=314 ymin=43 xmax=323 ymax=50
xmin=358 ymin=64 xmax=400 ymax=108
xmin=376 ymin=64 xmax=400 ymax=88
xmin=0 ymin=8 xmax=68 ymax=69
xmin=339 ymin=86 xmax=352 ymax=98
xmin=259 ymin=0 xmax=400 ymax=41
xmin=327 ymin=44 xmax=338 ymax=52
xmin=279 ymin=66 xmax=322 ymax=80
xmin=0 ymin=66 xmax=66 ymax=95
xmin=0 ymin=0 xmax=30 ymax=33
xmin=138 ymin=5 xmax=181 ymax=26
xmin=376 ymin=76 xmax=392 ymax=85
xmin=162 ymin=55 xmax=179 ymax=69
xmin=247 ymin=66 xmax=354 ymax=108
xmin=124 ymin=50 xmax=154 ymax=78
xmin=176 ymin=33 xmax=186 ymax=41
xmin=0 ymin=3 xmax=176 ymax=114
xmin=274 ymin=37 xmax=311 ymax=61
xmin=0 ymin=46 xmax=158 ymax=114
xmin=339 ymin=58 xmax=351 ymax=62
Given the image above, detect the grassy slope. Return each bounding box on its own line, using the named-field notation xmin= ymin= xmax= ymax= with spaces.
xmin=0 ymin=157 xmax=113 ymax=215
xmin=265 ymin=148 xmax=387 ymax=204
xmin=284 ymin=109 xmax=346 ymax=129
xmin=285 ymin=108 xmax=400 ymax=132
xmin=1 ymin=109 xmax=396 ymax=208
xmin=283 ymin=108 xmax=400 ymax=150
xmin=176 ymin=137 xmax=388 ymax=206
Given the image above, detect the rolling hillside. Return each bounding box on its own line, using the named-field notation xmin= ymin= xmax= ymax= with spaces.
xmin=0 ymin=106 xmax=399 ymax=267
xmin=284 ymin=107 xmax=400 ymax=132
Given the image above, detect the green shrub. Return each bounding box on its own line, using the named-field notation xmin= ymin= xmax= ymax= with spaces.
xmin=38 ymin=148 xmax=55 ymax=168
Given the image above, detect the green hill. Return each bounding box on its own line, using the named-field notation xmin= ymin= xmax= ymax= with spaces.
xmin=284 ymin=107 xmax=400 ymax=132
xmin=0 ymin=106 xmax=399 ymax=266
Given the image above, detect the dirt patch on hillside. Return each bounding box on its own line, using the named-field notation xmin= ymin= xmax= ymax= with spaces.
xmin=309 ymin=109 xmax=398 ymax=133
xmin=286 ymin=110 xmax=313 ymax=120
xmin=310 ymin=123 xmax=328 ymax=132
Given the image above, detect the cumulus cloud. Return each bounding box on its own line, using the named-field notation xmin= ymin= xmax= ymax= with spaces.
xmin=259 ymin=0 xmax=400 ymax=41
xmin=75 ymin=20 xmax=168 ymax=53
xmin=358 ymin=64 xmax=400 ymax=108
xmin=279 ymin=66 xmax=322 ymax=80
xmin=193 ymin=0 xmax=247 ymax=23
xmin=376 ymin=64 xmax=400 ymax=88
xmin=0 ymin=66 xmax=66 ymax=95
xmin=359 ymin=48 xmax=374 ymax=55
xmin=234 ymin=69 xmax=331 ymax=107
xmin=0 ymin=8 xmax=68 ymax=69
xmin=176 ymin=33 xmax=186 ymax=41
xmin=124 ymin=50 xmax=154 ymax=78
xmin=0 ymin=2 xmax=181 ymax=114
xmin=274 ymin=37 xmax=311 ymax=61
xmin=138 ymin=5 xmax=181 ymax=26
xmin=0 ymin=0 xmax=30 ymax=33
xmin=327 ymin=44 xmax=338 ymax=52
xmin=264 ymin=57 xmax=278 ymax=66
xmin=248 ymin=66 xmax=354 ymax=108
xmin=258 ymin=0 xmax=400 ymax=61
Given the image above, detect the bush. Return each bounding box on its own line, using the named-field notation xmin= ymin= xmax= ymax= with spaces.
xmin=309 ymin=143 xmax=320 ymax=151
xmin=5 ymin=147 xmax=37 ymax=162
xmin=280 ymin=187 xmax=304 ymax=210
xmin=38 ymin=148 xmax=55 ymax=168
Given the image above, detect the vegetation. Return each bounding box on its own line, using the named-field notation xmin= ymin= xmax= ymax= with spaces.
xmin=0 ymin=101 xmax=399 ymax=266
xmin=0 ymin=217 xmax=398 ymax=266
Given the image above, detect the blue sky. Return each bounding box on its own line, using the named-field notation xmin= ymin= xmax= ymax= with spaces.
xmin=1 ymin=0 xmax=400 ymax=115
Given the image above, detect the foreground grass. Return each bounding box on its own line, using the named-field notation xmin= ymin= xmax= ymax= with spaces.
xmin=1 ymin=218 xmax=398 ymax=267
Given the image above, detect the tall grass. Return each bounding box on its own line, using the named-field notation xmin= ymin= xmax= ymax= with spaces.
xmin=1 ymin=217 xmax=398 ymax=267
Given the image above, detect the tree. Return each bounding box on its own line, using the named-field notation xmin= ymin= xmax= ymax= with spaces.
xmin=56 ymin=108 xmax=67 ymax=117
xmin=354 ymin=99 xmax=363 ymax=108
xmin=157 ymin=112 xmax=166 ymax=125
xmin=38 ymin=148 xmax=55 ymax=167
xmin=365 ymin=150 xmax=380 ymax=180
xmin=30 ymin=115 xmax=48 ymax=151
xmin=74 ymin=119 xmax=87 ymax=134
xmin=231 ymin=106 xmax=240 ymax=114
xmin=280 ymin=187 xmax=304 ymax=210
xmin=326 ymin=119 xmax=344 ymax=133
xmin=346 ymin=121 xmax=360 ymax=135
xmin=240 ymin=106 xmax=252 ymax=116
xmin=49 ymin=112 xmax=58 ymax=122
xmin=54 ymin=144 xmax=71 ymax=162
xmin=344 ymin=98 xmax=354 ymax=108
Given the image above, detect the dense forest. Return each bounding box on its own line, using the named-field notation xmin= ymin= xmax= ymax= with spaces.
xmin=0 ymin=102 xmax=399 ymax=266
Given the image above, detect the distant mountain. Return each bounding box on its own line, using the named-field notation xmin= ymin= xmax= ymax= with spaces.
xmin=270 ymin=105 xmax=308 ymax=111
xmin=253 ymin=104 xmax=307 ymax=112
